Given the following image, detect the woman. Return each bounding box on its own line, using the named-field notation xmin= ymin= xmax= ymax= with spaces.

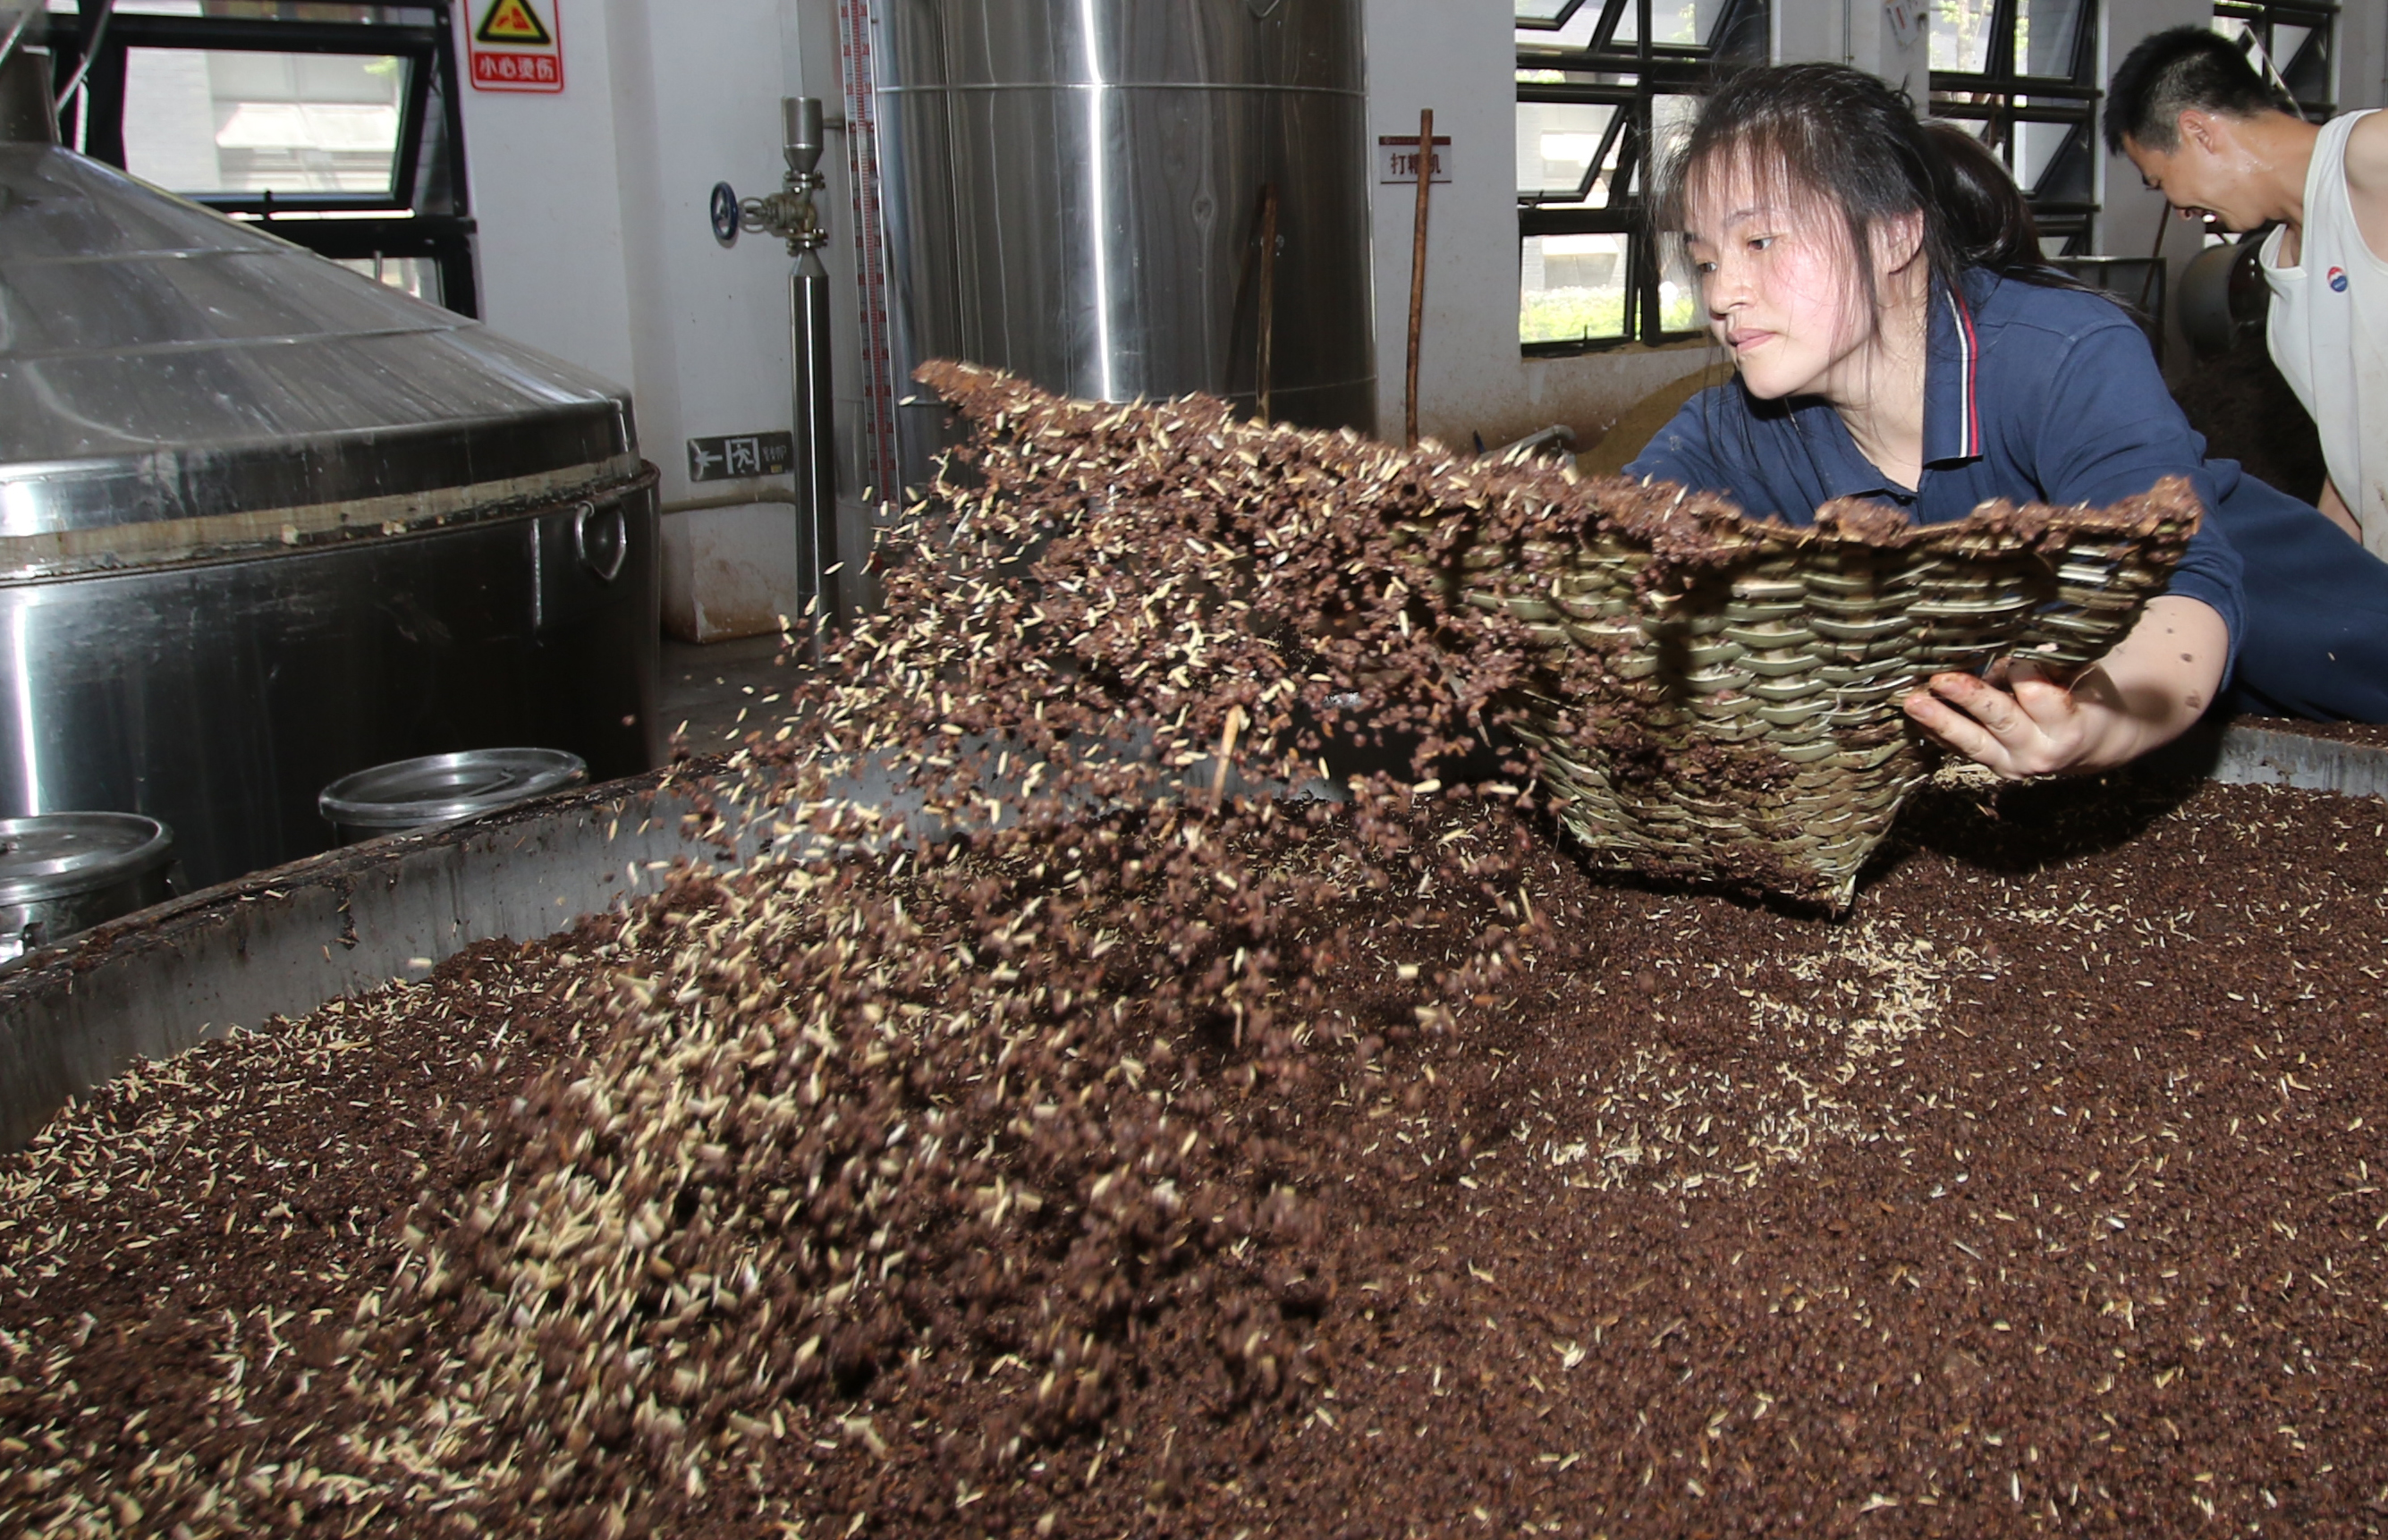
xmin=1624 ymin=63 xmax=2388 ymax=776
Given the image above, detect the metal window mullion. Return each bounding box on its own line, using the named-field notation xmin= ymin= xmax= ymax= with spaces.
xmin=1517 ymin=0 xmax=1596 ymax=35
xmin=82 ymin=13 xmax=445 ymax=54
xmin=1986 ymin=0 xmax=2017 ymax=82
xmin=1519 ymin=53 xmax=1718 ymax=88
xmin=389 ymin=47 xmax=435 ymax=209
xmin=1581 ymin=107 xmax=1630 ymax=204
xmin=432 ymin=0 xmax=471 ymax=223
xmin=1588 ymin=0 xmax=1632 ymax=55
xmin=1517 ymin=81 xmax=1639 ymax=106
xmin=1929 ymin=77 xmax=2100 ymax=101
xmin=1522 ymin=207 xmax=1636 ymax=236
xmin=2068 ymin=0 xmax=2100 ymax=88
xmin=1629 ymin=76 xmax=1662 ymax=341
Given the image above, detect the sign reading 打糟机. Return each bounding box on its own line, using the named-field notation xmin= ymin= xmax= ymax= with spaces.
xmin=468 ymin=0 xmax=563 ymax=93
xmin=687 ymin=433 xmax=795 ymax=484
xmin=1377 ymin=135 xmax=1452 ymax=185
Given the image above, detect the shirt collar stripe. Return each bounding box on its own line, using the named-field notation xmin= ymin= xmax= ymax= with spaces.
xmin=1949 ymin=285 xmax=1981 ymax=460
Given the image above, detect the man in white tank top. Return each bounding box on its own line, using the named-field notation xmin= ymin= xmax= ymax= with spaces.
xmin=2111 ymin=27 xmax=2388 ymax=557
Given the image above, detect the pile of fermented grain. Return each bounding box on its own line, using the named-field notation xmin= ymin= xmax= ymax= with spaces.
xmin=0 ymin=369 xmax=2267 ymax=1540
xmin=3 ymin=371 xmax=1579 ymax=1536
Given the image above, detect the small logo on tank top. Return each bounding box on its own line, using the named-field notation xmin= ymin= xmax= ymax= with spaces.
xmin=2329 ymin=265 xmax=2350 ymax=292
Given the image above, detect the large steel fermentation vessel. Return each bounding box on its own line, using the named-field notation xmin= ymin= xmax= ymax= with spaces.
xmin=0 ymin=47 xmax=659 ymax=887
xmin=873 ymin=0 xmax=1375 ymax=490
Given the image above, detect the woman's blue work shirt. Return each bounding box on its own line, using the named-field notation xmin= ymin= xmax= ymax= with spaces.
xmin=1626 ymin=267 xmax=2388 ymax=722
xmin=1624 ymin=267 xmax=2248 ymax=676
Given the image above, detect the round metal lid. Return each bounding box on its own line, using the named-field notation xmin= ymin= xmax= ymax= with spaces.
xmin=318 ymin=749 xmax=589 ymax=831
xmin=0 ymin=812 xmax=174 ymax=904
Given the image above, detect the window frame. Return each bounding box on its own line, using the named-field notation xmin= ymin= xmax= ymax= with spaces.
xmin=1515 ymin=0 xmax=1770 ymax=358
xmin=40 ymin=1 xmax=478 ymax=317
xmin=1926 ymin=0 xmax=2102 ymax=256
xmin=2212 ymin=0 xmax=2337 ymax=122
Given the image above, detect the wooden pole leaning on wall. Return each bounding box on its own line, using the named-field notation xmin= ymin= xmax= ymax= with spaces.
xmin=1404 ymin=107 xmax=1434 ymax=448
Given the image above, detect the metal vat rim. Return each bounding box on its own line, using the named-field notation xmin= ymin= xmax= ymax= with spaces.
xmin=0 ymin=457 xmax=656 ymax=584
xmin=0 ymin=404 xmax=635 ymax=540
xmin=0 ymin=321 xmax=468 ymax=366
xmin=320 ymin=749 xmax=592 ymax=831
xmin=0 ymin=814 xmax=174 ymax=906
xmin=0 ymin=246 xmax=419 ymax=273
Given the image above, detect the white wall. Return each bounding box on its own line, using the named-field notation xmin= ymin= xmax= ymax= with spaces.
xmin=457 ymin=0 xmax=861 ymax=643
xmin=2333 ymin=2 xmax=2388 ymax=114
xmin=2095 ymin=0 xmax=2214 ymax=373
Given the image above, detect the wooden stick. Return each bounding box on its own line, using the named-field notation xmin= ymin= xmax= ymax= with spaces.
xmin=1404 ymin=107 xmax=1435 ymax=448
xmin=1257 ymin=182 xmax=1279 ymax=423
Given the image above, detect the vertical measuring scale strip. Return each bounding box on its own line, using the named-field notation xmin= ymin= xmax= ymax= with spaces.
xmin=838 ymin=0 xmax=902 ymax=508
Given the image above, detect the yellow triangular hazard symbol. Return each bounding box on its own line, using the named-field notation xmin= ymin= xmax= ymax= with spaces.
xmin=476 ymin=0 xmax=552 ymax=46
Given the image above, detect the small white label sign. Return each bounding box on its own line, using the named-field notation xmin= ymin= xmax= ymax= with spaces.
xmin=1378 ymin=136 xmax=1452 ymax=185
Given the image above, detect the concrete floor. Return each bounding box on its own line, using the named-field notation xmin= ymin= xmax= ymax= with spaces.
xmin=660 ymin=634 xmax=807 ymax=752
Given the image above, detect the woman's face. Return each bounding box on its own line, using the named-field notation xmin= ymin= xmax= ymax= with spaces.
xmin=1680 ymin=157 xmax=1918 ymax=404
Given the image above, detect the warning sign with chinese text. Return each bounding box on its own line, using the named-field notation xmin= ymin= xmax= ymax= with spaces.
xmin=468 ymin=0 xmax=563 ymax=92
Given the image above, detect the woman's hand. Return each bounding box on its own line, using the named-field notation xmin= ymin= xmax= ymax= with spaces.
xmin=1901 ymin=595 xmax=2228 ymax=778
xmin=1902 ymin=657 xmax=2095 ymax=777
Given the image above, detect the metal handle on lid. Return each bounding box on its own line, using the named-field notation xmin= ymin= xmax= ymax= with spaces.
xmin=572 ymin=500 xmax=628 ymax=583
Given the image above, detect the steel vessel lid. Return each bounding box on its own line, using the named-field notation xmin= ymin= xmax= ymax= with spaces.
xmin=0 ymin=812 xmax=174 ymax=905
xmin=0 ymin=146 xmax=640 ymax=579
xmin=319 ymin=749 xmax=589 ymax=831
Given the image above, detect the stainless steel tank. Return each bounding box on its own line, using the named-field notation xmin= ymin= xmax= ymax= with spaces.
xmin=0 ymin=57 xmax=660 ymax=887
xmin=874 ymin=0 xmax=1375 ymax=489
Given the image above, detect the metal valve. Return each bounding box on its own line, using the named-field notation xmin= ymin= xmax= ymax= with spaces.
xmin=742 ymin=96 xmax=831 ymax=256
xmin=741 ymin=183 xmax=826 ymax=253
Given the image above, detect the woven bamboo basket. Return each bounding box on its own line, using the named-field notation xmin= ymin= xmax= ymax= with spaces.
xmin=1403 ymin=484 xmax=2203 ymax=906
xmin=915 ymin=361 xmax=2203 ymax=908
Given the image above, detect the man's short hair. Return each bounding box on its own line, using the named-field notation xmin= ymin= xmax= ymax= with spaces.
xmin=2105 ymin=26 xmax=2299 ymax=156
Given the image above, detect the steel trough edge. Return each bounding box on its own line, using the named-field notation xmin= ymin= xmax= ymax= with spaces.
xmin=2 ymin=723 xmax=2380 ymax=1151
xmin=0 ymin=763 xmax=778 ymax=1151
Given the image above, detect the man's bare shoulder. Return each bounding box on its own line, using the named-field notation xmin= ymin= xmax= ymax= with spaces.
xmin=2342 ymin=109 xmax=2388 ymax=196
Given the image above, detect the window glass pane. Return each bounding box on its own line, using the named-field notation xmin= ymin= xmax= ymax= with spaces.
xmin=1652 ymin=0 xmax=1729 ymax=47
xmin=1522 ymin=233 xmax=1630 ymax=345
xmin=1518 ymin=99 xmax=1620 ymax=204
xmin=1658 ymin=241 xmax=1700 ymax=331
xmin=334 ymin=254 xmax=440 ymax=305
xmin=1934 ymin=0 xmax=1995 ymax=74
xmin=2014 ymin=0 xmax=2082 ymax=76
xmin=1515 ymin=0 xmax=1579 ymax=21
xmin=123 ymin=47 xmax=407 ymax=197
xmin=2014 ymin=117 xmax=2085 ymax=199
xmin=2276 ymin=23 xmax=2329 ymax=107
xmin=116 ymin=46 xmax=220 ymax=190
